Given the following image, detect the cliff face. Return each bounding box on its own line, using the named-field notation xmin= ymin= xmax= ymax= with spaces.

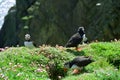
xmin=23 ymin=0 xmax=79 ymax=46
xmin=0 ymin=6 xmax=17 ymax=47
xmin=0 ymin=0 xmax=120 ymax=47
xmin=73 ymin=0 xmax=120 ymax=41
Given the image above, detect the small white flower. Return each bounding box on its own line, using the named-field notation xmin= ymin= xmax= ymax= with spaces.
xmin=35 ymin=68 xmax=44 ymax=72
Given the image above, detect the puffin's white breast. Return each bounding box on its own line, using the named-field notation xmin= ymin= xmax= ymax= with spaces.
xmin=71 ymin=64 xmax=80 ymax=69
xmin=24 ymin=41 xmax=35 ymax=48
xmin=82 ymin=34 xmax=87 ymax=42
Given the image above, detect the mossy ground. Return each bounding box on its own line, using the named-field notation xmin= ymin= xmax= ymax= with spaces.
xmin=0 ymin=41 xmax=120 ymax=80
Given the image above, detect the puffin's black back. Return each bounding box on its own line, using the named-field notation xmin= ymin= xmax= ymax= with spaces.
xmin=65 ymin=33 xmax=82 ymax=47
xmin=65 ymin=27 xmax=85 ymax=47
xmin=69 ymin=56 xmax=93 ymax=68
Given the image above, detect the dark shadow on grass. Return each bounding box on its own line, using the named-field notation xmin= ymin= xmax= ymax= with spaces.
xmin=66 ymin=49 xmax=85 ymax=56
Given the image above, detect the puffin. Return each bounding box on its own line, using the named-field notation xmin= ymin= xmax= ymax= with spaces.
xmin=65 ymin=27 xmax=87 ymax=51
xmin=24 ymin=34 xmax=36 ymax=48
xmin=64 ymin=56 xmax=94 ymax=74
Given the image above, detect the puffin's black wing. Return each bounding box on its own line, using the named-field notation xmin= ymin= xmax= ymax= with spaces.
xmin=33 ymin=41 xmax=37 ymax=47
xmin=65 ymin=33 xmax=82 ymax=47
xmin=70 ymin=56 xmax=93 ymax=67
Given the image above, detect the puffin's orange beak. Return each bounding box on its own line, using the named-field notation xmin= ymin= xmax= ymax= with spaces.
xmin=63 ymin=68 xmax=68 ymax=72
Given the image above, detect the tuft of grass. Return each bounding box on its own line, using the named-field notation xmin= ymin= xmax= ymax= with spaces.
xmin=88 ymin=42 xmax=120 ymax=68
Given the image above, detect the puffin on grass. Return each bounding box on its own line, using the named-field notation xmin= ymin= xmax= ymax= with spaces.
xmin=64 ymin=56 xmax=94 ymax=74
xmin=24 ymin=34 xmax=36 ymax=48
xmin=65 ymin=27 xmax=87 ymax=51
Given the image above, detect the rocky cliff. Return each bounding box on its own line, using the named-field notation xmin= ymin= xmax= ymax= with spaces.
xmin=0 ymin=6 xmax=17 ymax=47
xmin=0 ymin=0 xmax=120 ymax=47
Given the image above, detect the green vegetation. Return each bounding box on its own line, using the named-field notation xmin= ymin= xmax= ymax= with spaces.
xmin=0 ymin=41 xmax=120 ymax=80
xmin=63 ymin=41 xmax=120 ymax=80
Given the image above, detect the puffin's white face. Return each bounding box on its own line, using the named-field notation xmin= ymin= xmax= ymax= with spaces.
xmin=25 ymin=34 xmax=31 ymax=40
xmin=78 ymin=27 xmax=85 ymax=34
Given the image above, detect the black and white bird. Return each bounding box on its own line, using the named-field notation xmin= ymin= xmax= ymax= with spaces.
xmin=24 ymin=34 xmax=36 ymax=48
xmin=65 ymin=27 xmax=87 ymax=50
xmin=64 ymin=56 xmax=93 ymax=74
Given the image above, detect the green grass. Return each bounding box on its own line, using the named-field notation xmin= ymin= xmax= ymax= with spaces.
xmin=63 ymin=41 xmax=120 ymax=80
xmin=0 ymin=47 xmax=49 ymax=80
xmin=0 ymin=46 xmax=75 ymax=80
xmin=0 ymin=41 xmax=120 ymax=80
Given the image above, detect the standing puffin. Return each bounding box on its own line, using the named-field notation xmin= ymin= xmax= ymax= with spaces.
xmin=24 ymin=34 xmax=36 ymax=48
xmin=64 ymin=56 xmax=93 ymax=74
xmin=65 ymin=27 xmax=87 ymax=50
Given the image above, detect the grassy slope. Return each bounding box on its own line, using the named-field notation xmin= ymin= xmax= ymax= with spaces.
xmin=0 ymin=41 xmax=120 ymax=80
xmin=63 ymin=41 xmax=120 ymax=80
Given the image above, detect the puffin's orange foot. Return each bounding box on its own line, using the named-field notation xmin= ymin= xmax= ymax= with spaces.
xmin=76 ymin=48 xmax=82 ymax=51
xmin=72 ymin=69 xmax=80 ymax=74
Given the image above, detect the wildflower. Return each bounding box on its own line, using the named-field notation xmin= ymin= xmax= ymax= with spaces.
xmin=114 ymin=38 xmax=117 ymax=42
xmin=13 ymin=65 xmax=17 ymax=68
xmin=16 ymin=73 xmax=23 ymax=77
xmin=58 ymin=76 xmax=62 ymax=79
xmin=35 ymin=67 xmax=45 ymax=72
xmin=9 ymin=62 xmax=12 ymax=66
xmin=0 ymin=73 xmax=5 ymax=78
xmin=106 ymin=73 xmax=110 ymax=76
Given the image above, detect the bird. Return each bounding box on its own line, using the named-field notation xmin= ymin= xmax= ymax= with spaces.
xmin=65 ymin=27 xmax=87 ymax=51
xmin=64 ymin=56 xmax=94 ymax=74
xmin=24 ymin=34 xmax=36 ymax=48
